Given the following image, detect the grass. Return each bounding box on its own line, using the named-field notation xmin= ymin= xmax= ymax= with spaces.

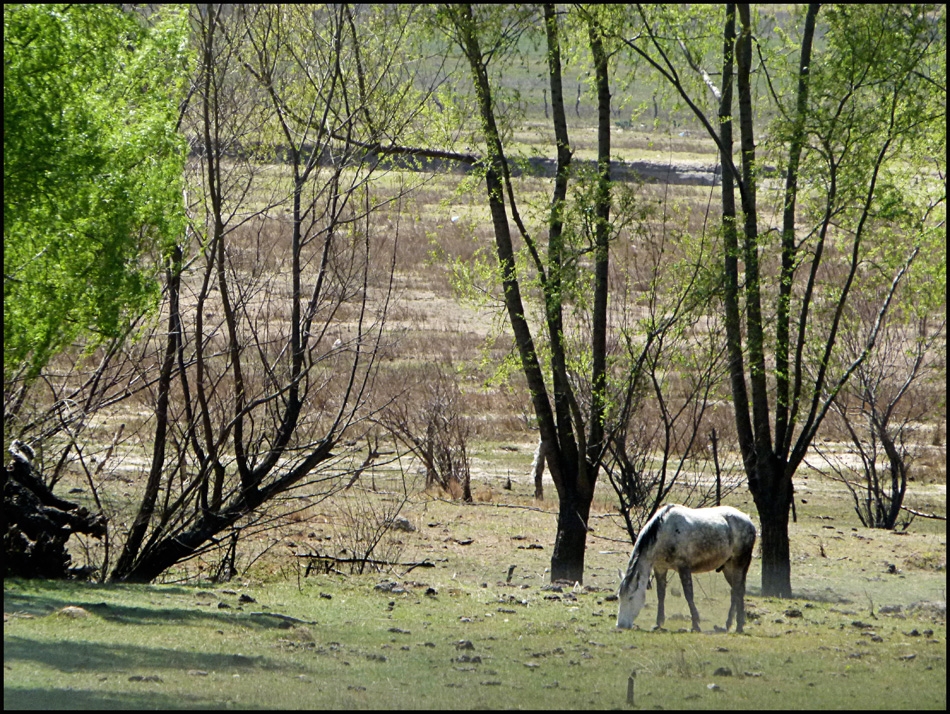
xmin=4 ymin=459 xmax=946 ymax=710
xmin=4 ymin=555 xmax=945 ymax=710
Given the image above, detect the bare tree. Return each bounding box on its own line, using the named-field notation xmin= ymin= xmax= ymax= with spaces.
xmin=379 ymin=366 xmax=472 ymax=501
xmin=812 ymin=300 xmax=946 ymax=529
xmin=108 ymin=4 xmax=431 ymax=582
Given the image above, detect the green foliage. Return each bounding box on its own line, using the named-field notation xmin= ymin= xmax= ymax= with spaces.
xmin=3 ymin=4 xmax=190 ymax=385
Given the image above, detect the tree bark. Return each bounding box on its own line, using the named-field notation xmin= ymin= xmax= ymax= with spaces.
xmin=748 ymin=454 xmax=793 ymax=597
xmin=586 ymin=15 xmax=611 ymax=483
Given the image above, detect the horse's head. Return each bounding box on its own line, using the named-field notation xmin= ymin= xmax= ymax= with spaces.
xmin=616 ymin=561 xmax=648 ymax=629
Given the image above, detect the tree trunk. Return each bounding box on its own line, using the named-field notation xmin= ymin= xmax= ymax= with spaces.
xmin=115 ymin=439 xmax=334 ymax=582
xmin=4 ymin=445 xmax=107 ymax=579
xmin=110 ymin=244 xmax=182 ymax=581
xmin=749 ymin=454 xmax=793 ymax=597
xmin=550 ymin=487 xmax=590 ymax=583
xmin=757 ymin=501 xmax=792 ymax=597
xmin=586 ymin=19 xmax=611 ymax=464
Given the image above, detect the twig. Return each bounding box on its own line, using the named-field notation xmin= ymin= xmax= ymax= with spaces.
xmin=248 ymin=612 xmax=317 ymax=626
xmin=296 ymin=552 xmax=437 ymax=576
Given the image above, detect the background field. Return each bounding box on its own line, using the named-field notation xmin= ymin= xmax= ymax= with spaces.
xmin=5 ymin=8 xmax=945 ymax=707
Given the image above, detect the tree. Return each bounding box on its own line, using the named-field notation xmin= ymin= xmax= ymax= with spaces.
xmin=107 ymin=4 xmax=439 ymax=582
xmin=614 ymin=3 xmax=945 ymax=595
xmin=380 ymin=365 xmax=473 ymax=501
xmin=437 ymin=4 xmax=676 ymax=582
xmin=4 ymin=5 xmax=190 ymax=411
xmin=814 ymin=240 xmax=946 ymax=529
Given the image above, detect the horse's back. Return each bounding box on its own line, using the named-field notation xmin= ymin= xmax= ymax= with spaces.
xmin=683 ymin=505 xmax=755 ymax=536
xmin=653 ymin=505 xmax=755 ymax=573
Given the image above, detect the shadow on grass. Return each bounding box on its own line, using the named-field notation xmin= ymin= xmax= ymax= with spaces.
xmin=4 ymin=583 xmax=304 ymax=630
xmin=3 ymin=685 xmax=243 ymax=710
xmin=4 ymin=634 xmax=293 ymax=675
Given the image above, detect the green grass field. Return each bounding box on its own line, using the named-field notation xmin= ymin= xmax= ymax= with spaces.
xmin=4 ymin=465 xmax=946 ymax=709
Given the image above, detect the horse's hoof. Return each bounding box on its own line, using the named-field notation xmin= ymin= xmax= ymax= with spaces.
xmin=713 ymin=625 xmax=726 ymax=633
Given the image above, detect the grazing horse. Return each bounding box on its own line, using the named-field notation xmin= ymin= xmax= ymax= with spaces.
xmin=616 ymin=504 xmax=756 ymax=633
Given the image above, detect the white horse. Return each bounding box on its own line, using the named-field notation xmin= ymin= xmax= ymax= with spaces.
xmin=616 ymin=504 xmax=756 ymax=633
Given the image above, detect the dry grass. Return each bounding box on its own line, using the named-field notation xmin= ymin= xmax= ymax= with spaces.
xmin=9 ymin=112 xmax=944 ymax=595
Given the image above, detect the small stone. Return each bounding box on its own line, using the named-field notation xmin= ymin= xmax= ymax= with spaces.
xmin=56 ymin=606 xmax=91 ymax=619
xmin=389 ymin=516 xmax=415 ymax=532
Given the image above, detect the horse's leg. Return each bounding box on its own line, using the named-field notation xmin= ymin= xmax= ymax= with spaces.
xmin=721 ymin=561 xmax=748 ymax=633
xmin=721 ymin=565 xmax=738 ymax=631
xmin=654 ymin=569 xmax=668 ymax=629
xmin=734 ymin=565 xmax=748 ymax=633
xmin=678 ymin=567 xmax=701 ymax=632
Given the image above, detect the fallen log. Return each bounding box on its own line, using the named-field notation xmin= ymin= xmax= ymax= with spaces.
xmin=899 ymin=505 xmax=947 ymax=521
xmin=4 ymin=440 xmax=106 ymax=579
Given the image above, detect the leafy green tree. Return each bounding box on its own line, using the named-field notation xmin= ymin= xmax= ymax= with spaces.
xmin=3 ymin=4 xmax=190 ymax=413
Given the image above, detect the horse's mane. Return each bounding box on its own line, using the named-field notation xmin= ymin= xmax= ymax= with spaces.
xmin=635 ymin=503 xmax=674 ymax=554
xmin=626 ymin=503 xmax=675 ymax=578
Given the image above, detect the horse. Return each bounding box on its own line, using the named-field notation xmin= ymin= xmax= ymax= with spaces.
xmin=616 ymin=503 xmax=756 ymax=633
